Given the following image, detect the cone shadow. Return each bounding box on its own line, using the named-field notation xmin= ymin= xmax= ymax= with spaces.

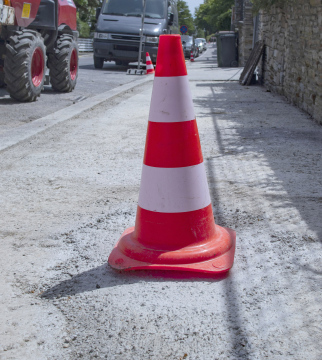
xmin=40 ymin=264 xmax=230 ymax=299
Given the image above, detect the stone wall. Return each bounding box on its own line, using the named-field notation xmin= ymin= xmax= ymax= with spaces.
xmin=233 ymin=0 xmax=254 ymax=66
xmin=258 ymin=0 xmax=322 ymax=124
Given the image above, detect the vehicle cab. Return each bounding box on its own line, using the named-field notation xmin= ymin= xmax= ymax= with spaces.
xmin=93 ymin=0 xmax=178 ymax=68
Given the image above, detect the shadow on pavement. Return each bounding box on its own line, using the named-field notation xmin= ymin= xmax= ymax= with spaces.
xmin=192 ymin=78 xmax=322 ymax=358
xmin=79 ymin=62 xmax=145 ymax=73
xmin=0 ymin=86 xmax=73 ymax=104
xmin=41 ymin=265 xmax=229 ymax=299
xmin=194 ymin=82 xmax=322 ymax=244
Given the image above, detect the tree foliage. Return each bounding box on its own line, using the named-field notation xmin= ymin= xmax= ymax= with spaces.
xmin=195 ymin=0 xmax=234 ymax=34
xmin=74 ymin=0 xmax=100 ymax=37
xmin=196 ymin=28 xmax=205 ymax=38
xmin=177 ymin=0 xmax=195 ymax=35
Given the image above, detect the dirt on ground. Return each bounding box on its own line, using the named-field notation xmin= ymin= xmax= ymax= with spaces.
xmin=0 ymin=50 xmax=321 ymax=360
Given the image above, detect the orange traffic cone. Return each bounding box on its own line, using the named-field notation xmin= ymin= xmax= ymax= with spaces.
xmin=108 ymin=34 xmax=236 ymax=274
xmin=145 ymin=52 xmax=155 ymax=74
xmin=190 ymin=50 xmax=194 ymax=62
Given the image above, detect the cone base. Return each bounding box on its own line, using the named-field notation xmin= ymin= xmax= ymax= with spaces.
xmin=108 ymin=226 xmax=236 ymax=274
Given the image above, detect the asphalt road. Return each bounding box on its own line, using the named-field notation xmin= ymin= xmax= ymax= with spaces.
xmin=0 ymin=53 xmax=144 ymax=134
xmin=0 ymin=47 xmax=213 ymax=136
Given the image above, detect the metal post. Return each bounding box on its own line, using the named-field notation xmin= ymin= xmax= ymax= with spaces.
xmin=137 ymin=0 xmax=147 ymax=70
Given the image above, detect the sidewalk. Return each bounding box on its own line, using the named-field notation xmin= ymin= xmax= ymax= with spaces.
xmin=0 ymin=45 xmax=321 ymax=359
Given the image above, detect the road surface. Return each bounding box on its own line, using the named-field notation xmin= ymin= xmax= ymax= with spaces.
xmin=0 ymin=53 xmax=147 ymax=134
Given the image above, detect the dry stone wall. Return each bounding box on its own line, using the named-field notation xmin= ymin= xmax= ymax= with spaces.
xmin=258 ymin=0 xmax=322 ymax=124
xmin=232 ymin=0 xmax=254 ymax=66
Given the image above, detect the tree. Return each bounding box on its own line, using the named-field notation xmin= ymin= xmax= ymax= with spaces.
xmin=177 ymin=0 xmax=195 ymax=35
xmin=196 ymin=28 xmax=205 ymax=38
xmin=195 ymin=0 xmax=234 ymax=34
xmin=74 ymin=0 xmax=100 ymax=37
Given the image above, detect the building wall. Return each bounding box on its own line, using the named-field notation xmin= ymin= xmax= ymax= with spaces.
xmin=258 ymin=0 xmax=322 ymax=124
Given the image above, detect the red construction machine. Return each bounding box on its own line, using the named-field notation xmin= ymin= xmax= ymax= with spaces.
xmin=0 ymin=0 xmax=78 ymax=101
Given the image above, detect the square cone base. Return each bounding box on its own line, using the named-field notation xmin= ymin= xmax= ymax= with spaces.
xmin=108 ymin=226 xmax=236 ymax=274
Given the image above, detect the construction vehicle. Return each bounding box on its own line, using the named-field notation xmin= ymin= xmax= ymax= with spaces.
xmin=0 ymin=0 xmax=78 ymax=101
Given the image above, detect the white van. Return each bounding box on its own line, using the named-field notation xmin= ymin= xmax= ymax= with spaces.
xmin=93 ymin=0 xmax=179 ymax=68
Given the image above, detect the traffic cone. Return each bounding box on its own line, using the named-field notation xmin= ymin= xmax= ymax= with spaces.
xmin=108 ymin=34 xmax=236 ymax=274
xmin=145 ymin=52 xmax=155 ymax=74
xmin=190 ymin=50 xmax=194 ymax=62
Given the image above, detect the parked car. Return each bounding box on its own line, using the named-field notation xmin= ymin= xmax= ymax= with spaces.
xmin=201 ymin=39 xmax=207 ymax=51
xmin=181 ymin=35 xmax=198 ymax=59
xmin=195 ymin=39 xmax=203 ymax=54
xmin=196 ymin=38 xmax=207 ymax=52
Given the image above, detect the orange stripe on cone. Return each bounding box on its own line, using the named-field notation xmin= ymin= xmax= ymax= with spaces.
xmin=143 ymin=120 xmax=203 ymax=167
xmin=108 ymin=35 xmax=236 ymax=274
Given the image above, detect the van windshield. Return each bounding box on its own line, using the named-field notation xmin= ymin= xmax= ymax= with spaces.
xmin=181 ymin=37 xmax=193 ymax=45
xmin=102 ymin=0 xmax=166 ymax=19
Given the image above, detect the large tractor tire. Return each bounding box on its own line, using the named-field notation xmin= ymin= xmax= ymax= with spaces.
xmin=4 ymin=30 xmax=46 ymax=101
xmin=48 ymin=34 xmax=78 ymax=92
xmin=0 ymin=43 xmax=6 ymax=87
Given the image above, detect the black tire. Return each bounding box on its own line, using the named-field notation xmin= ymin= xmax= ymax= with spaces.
xmin=0 ymin=74 xmax=4 ymax=88
xmin=4 ymin=30 xmax=46 ymax=101
xmin=0 ymin=43 xmax=5 ymax=87
xmin=115 ymin=60 xmax=129 ymax=67
xmin=94 ymin=55 xmax=104 ymax=69
xmin=0 ymin=60 xmax=4 ymax=88
xmin=48 ymin=34 xmax=78 ymax=92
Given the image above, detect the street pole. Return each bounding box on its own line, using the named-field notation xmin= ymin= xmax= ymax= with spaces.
xmin=137 ymin=0 xmax=147 ymax=70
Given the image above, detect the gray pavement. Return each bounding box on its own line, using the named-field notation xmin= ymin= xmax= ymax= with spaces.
xmin=0 ymin=43 xmax=321 ymax=360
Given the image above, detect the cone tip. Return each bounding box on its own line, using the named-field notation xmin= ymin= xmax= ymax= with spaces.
xmin=155 ymin=35 xmax=187 ymax=77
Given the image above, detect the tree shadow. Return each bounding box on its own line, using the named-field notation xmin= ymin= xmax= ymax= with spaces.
xmin=192 ymin=79 xmax=322 ymax=359
xmin=195 ymin=81 xmax=322 ymax=244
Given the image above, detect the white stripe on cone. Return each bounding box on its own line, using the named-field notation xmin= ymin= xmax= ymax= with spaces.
xmin=146 ymin=63 xmax=154 ymax=71
xmin=149 ymin=76 xmax=195 ymax=123
xmin=146 ymin=53 xmax=154 ymax=74
xmin=138 ymin=163 xmax=211 ymax=213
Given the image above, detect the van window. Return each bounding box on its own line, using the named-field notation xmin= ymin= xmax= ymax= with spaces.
xmin=181 ymin=36 xmax=193 ymax=45
xmin=102 ymin=0 xmax=166 ymax=19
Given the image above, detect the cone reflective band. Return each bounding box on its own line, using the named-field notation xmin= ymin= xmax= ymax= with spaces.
xmin=108 ymin=35 xmax=236 ymax=274
xmin=146 ymin=52 xmax=154 ymax=74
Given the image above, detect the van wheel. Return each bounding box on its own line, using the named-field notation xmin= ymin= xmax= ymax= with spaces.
xmin=115 ymin=60 xmax=128 ymax=66
xmin=0 ymin=56 xmax=5 ymax=87
xmin=94 ymin=56 xmax=104 ymax=69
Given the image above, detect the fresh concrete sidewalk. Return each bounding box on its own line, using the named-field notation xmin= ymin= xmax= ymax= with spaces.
xmin=0 ymin=45 xmax=321 ymax=360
